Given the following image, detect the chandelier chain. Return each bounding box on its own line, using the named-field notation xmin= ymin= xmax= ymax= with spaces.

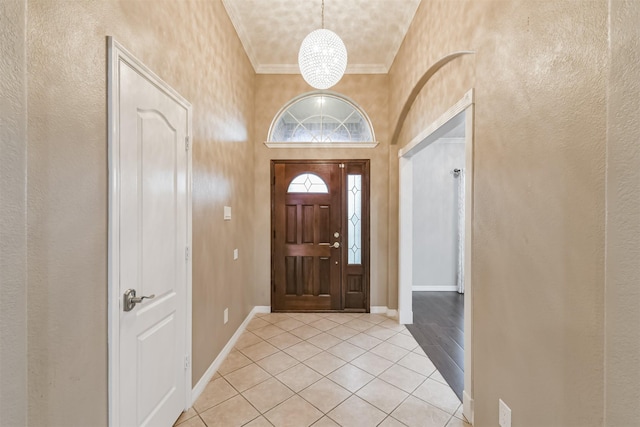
xmin=321 ymin=0 xmax=324 ymax=29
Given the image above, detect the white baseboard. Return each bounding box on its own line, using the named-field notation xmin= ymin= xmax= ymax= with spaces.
xmin=463 ymin=390 xmax=474 ymax=424
xmin=370 ymin=306 xmax=398 ymax=319
xmin=398 ymin=309 xmax=413 ymax=325
xmin=191 ymin=306 xmax=261 ymax=404
xmin=253 ymin=306 xmax=271 ymax=314
xmin=412 ymin=285 xmax=458 ymax=292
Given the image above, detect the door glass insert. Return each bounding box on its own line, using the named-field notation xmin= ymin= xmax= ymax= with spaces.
xmin=287 ymin=173 xmax=329 ymax=193
xmin=347 ymin=175 xmax=362 ymax=264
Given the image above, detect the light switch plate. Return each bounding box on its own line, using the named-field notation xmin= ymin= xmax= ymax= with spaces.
xmin=224 ymin=308 xmax=228 ymax=324
xmin=233 ymin=249 xmax=238 ymax=260
xmin=224 ymin=206 xmax=231 ymax=220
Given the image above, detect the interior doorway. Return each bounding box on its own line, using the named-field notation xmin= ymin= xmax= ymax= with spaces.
xmin=398 ymin=90 xmax=475 ymax=422
xmin=271 ymin=160 xmax=370 ymax=312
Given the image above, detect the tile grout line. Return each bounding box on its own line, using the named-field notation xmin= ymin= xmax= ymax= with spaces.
xmin=189 ymin=312 xmax=462 ymax=427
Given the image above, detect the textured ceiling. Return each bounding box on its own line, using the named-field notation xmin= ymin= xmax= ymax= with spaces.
xmin=222 ymin=0 xmax=422 ymax=74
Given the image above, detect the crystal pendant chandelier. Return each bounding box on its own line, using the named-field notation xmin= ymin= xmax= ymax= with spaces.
xmin=298 ymin=0 xmax=348 ymax=90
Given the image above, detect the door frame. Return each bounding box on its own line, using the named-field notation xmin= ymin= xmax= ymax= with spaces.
xmin=270 ymin=159 xmax=370 ymax=312
xmin=398 ymin=89 xmax=475 ymax=422
xmin=107 ymin=37 xmax=193 ymax=425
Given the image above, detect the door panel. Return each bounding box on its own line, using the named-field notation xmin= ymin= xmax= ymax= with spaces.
xmin=272 ymin=161 xmax=369 ymax=312
xmin=117 ymin=56 xmax=189 ymax=427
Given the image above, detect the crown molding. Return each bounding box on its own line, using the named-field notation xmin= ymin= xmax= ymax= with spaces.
xmin=256 ymin=63 xmax=388 ymax=75
xmin=221 ymin=0 xmax=259 ymax=71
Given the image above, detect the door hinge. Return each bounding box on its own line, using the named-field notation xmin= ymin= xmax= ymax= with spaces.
xmin=185 ymin=246 xmax=190 ymax=261
xmin=273 ymin=230 xmax=276 ymax=239
xmin=339 ymin=163 xmax=345 ymax=169
xmin=184 ymin=355 xmax=191 ymax=369
xmin=185 ymin=136 xmax=190 ymax=151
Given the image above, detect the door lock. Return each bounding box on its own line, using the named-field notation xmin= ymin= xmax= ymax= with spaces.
xmin=123 ymin=289 xmax=155 ymax=312
xmin=331 ymin=242 xmax=340 ymax=249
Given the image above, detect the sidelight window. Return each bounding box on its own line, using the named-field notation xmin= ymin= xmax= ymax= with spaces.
xmin=347 ymin=174 xmax=362 ymax=264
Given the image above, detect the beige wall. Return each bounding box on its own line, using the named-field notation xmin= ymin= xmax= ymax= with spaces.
xmin=605 ymin=1 xmax=640 ymax=425
xmin=25 ymin=0 xmax=255 ymax=425
xmin=0 ymin=1 xmax=28 ymax=425
xmin=6 ymin=0 xmax=640 ymax=425
xmin=391 ymin=1 xmax=607 ymax=425
xmin=253 ymin=74 xmax=391 ymax=308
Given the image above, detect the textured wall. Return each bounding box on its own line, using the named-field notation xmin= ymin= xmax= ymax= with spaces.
xmin=391 ymin=1 xmax=607 ymax=425
xmin=253 ymin=74 xmax=391 ymax=308
xmin=0 ymin=1 xmax=28 ymax=425
xmin=605 ymin=1 xmax=640 ymax=425
xmin=412 ymin=140 xmax=465 ymax=289
xmin=26 ymin=0 xmax=255 ymax=425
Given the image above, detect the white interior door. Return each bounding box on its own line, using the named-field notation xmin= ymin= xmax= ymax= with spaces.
xmin=109 ymin=38 xmax=192 ymax=427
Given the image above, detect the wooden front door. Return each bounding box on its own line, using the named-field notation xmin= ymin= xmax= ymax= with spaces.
xmin=272 ymin=161 xmax=369 ymax=312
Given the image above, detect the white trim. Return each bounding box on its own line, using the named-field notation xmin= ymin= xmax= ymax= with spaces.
xmin=191 ymin=306 xmax=262 ymax=404
xmin=264 ymin=142 xmax=379 ymax=149
xmin=399 ymin=90 xmax=474 ymax=158
xmin=221 ymin=0 xmax=259 ymax=72
xmin=255 ymin=64 xmax=298 ymax=74
xmin=254 ymin=63 xmax=388 ymax=74
xmin=398 ymin=309 xmax=413 ymax=325
xmin=107 ymin=37 xmax=121 ymax=427
xmin=412 ymin=286 xmax=458 ymax=292
xmin=185 ymin=72 xmax=194 ymax=414
xmin=370 ymin=306 xmax=399 ymax=319
xmin=398 ymin=156 xmax=413 ymax=326
xmin=463 ymin=104 xmax=475 ymax=418
xmin=463 ymin=391 xmax=474 ymax=424
xmin=107 ymin=37 xmax=193 ymax=425
xmin=398 ymin=88 xmax=475 ymax=414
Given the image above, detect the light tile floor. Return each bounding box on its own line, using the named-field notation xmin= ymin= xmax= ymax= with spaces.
xmin=175 ymin=312 xmax=471 ymax=427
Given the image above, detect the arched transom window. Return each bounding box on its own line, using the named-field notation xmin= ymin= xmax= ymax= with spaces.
xmin=267 ymin=92 xmax=377 ymax=148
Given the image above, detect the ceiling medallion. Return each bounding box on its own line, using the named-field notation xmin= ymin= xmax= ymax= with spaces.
xmin=298 ymin=0 xmax=348 ymax=90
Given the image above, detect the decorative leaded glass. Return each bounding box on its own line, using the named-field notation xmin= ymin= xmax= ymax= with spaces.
xmin=347 ymin=175 xmax=362 ymax=264
xmin=287 ymin=173 xmax=329 ymax=194
xmin=269 ymin=93 xmax=375 ymax=143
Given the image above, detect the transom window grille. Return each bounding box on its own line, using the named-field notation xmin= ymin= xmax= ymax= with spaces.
xmin=268 ymin=92 xmax=375 ymax=143
xmin=287 ymin=173 xmax=329 ymax=193
xmin=347 ymin=174 xmax=362 ymax=264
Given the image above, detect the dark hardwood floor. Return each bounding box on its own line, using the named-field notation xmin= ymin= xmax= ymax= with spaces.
xmin=406 ymin=291 xmax=464 ymax=401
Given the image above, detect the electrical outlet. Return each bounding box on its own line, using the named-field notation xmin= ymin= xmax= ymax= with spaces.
xmin=224 ymin=308 xmax=228 ymax=324
xmin=233 ymin=249 xmax=238 ymax=260
xmin=499 ymin=399 xmax=512 ymax=427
